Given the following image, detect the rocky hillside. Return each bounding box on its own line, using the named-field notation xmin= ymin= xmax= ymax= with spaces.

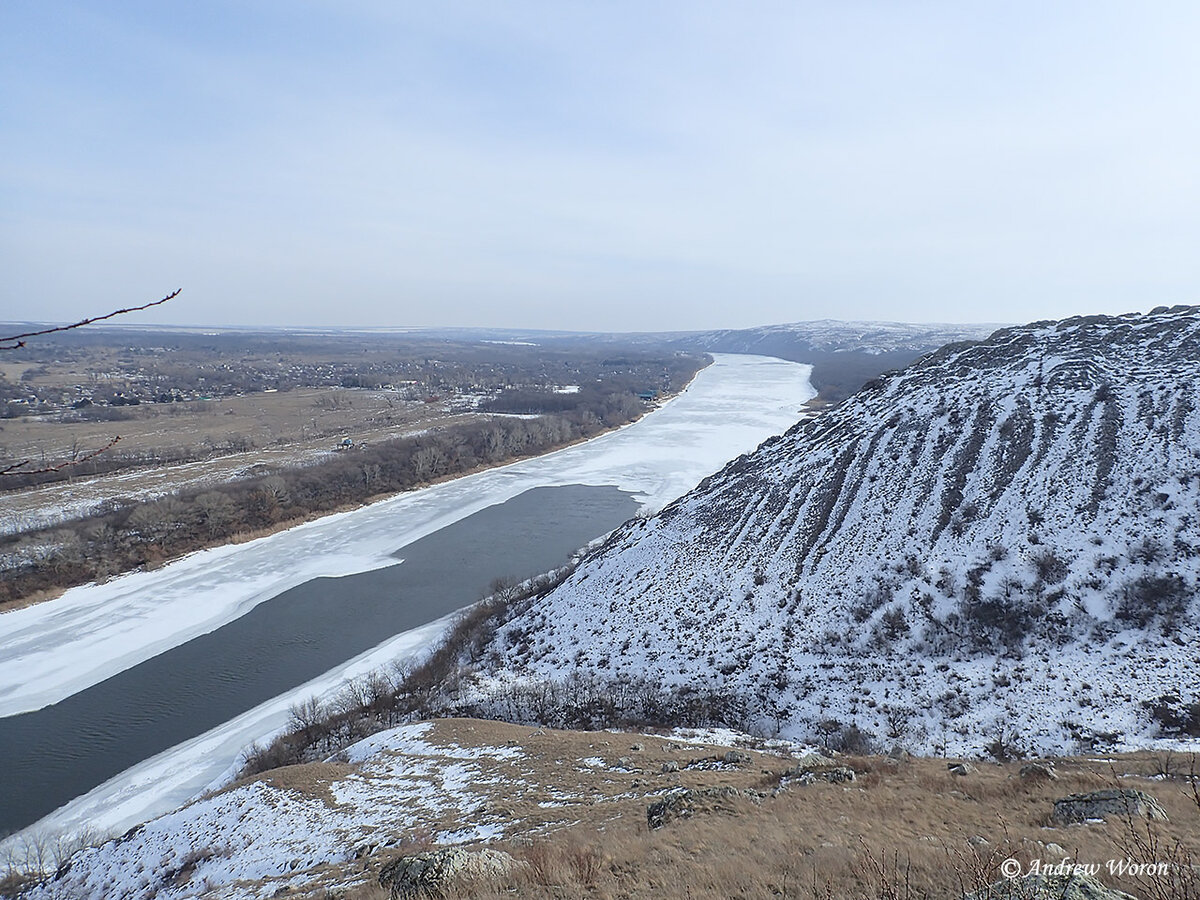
xmin=487 ymin=306 xmax=1200 ymax=755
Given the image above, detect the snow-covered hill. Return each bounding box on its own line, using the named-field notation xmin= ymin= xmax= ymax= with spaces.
xmin=488 ymin=307 xmax=1200 ymax=756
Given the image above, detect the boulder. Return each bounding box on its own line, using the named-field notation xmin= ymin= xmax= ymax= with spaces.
xmin=964 ymin=872 xmax=1137 ymax=899
xmin=1051 ymin=789 xmax=1168 ymax=825
xmin=1020 ymin=763 xmax=1058 ymax=782
xmin=378 ymin=848 xmax=518 ymax=899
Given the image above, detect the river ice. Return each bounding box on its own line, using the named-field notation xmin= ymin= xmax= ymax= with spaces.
xmin=0 ymin=353 xmax=813 ymax=843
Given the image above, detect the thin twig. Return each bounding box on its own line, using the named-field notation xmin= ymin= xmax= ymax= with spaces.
xmin=0 ymin=289 xmax=181 ymax=349
xmin=1 ymin=436 xmax=121 ymax=476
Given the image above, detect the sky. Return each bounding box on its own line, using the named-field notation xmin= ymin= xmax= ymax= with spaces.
xmin=3 ymin=2 xmax=1200 ymax=332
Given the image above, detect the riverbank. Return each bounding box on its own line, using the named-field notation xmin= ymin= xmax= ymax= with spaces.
xmin=0 ymin=353 xmax=813 ymax=850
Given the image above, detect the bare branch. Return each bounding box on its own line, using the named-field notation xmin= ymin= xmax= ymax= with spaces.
xmin=0 ymin=289 xmax=182 ymax=350
xmin=1 ymin=436 xmax=121 ymax=477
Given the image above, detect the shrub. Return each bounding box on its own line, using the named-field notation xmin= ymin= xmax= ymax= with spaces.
xmin=1115 ymin=573 xmax=1189 ymax=631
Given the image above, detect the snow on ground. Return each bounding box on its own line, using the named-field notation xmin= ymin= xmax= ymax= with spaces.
xmin=20 ymin=718 xmax=806 ymax=900
xmin=0 ymin=354 xmax=814 ymax=719
xmin=22 ymin=723 xmax=520 ymax=900
xmin=0 ymin=448 xmax=332 ymax=538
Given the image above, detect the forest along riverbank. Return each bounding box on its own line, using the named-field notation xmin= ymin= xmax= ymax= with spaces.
xmin=0 ymin=485 xmax=636 ymax=836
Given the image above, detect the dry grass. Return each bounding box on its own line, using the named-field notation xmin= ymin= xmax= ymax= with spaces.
xmin=33 ymin=720 xmax=1194 ymax=900
xmin=234 ymin=721 xmax=1200 ymax=900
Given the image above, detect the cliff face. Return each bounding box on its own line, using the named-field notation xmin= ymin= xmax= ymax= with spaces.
xmin=492 ymin=307 xmax=1200 ymax=754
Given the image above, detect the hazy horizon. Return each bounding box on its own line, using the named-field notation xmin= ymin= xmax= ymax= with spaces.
xmin=5 ymin=3 xmax=1199 ymax=332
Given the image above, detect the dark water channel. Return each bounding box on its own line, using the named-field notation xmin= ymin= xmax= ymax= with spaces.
xmin=0 ymin=484 xmax=635 ymax=836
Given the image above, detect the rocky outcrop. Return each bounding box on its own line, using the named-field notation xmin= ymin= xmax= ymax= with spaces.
xmin=1051 ymin=790 xmax=1168 ymax=825
xmin=646 ymin=786 xmax=763 ymax=829
xmin=965 ymin=872 xmax=1138 ymax=899
xmin=378 ymin=848 xmax=519 ymax=899
xmin=784 ymin=762 xmax=857 ymax=785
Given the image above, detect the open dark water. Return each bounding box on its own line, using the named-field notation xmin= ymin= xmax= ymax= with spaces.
xmin=0 ymin=484 xmax=635 ymax=836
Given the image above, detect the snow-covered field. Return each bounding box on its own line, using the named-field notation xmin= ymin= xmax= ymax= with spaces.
xmin=1 ymin=354 xmax=814 ymax=844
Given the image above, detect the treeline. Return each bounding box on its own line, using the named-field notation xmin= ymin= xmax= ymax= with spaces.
xmin=239 ymin=566 xmax=759 ymax=778
xmin=0 ymin=379 xmax=684 ymax=605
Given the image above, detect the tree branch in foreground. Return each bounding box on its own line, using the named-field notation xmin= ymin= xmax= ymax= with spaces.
xmin=0 ymin=288 xmax=182 ymax=350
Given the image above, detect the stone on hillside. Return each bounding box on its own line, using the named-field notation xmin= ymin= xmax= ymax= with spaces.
xmin=378 ymin=848 xmax=518 ymax=899
xmin=1020 ymin=763 xmax=1058 ymax=782
xmin=948 ymin=762 xmax=977 ymax=776
xmin=964 ymin=872 xmax=1138 ymax=899
xmin=786 ymin=762 xmax=857 ymax=785
xmin=1051 ymin=789 xmax=1167 ymax=825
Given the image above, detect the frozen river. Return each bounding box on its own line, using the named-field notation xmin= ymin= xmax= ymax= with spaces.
xmin=0 ymin=354 xmax=814 ymax=842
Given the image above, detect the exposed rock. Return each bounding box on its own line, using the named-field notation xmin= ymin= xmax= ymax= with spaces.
xmin=1020 ymin=763 xmax=1058 ymax=782
xmin=948 ymin=762 xmax=977 ymax=776
xmin=646 ymin=787 xmax=763 ymax=829
xmin=785 ymin=762 xmax=857 ymax=785
xmin=1051 ymin=789 xmax=1168 ymax=825
xmin=378 ymin=848 xmax=518 ymax=899
xmin=964 ymin=872 xmax=1138 ymax=899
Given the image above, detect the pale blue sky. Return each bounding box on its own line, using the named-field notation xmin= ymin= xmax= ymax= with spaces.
xmin=3 ymin=2 xmax=1199 ymax=331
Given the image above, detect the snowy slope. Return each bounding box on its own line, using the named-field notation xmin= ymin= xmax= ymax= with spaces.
xmin=489 ymin=307 xmax=1200 ymax=755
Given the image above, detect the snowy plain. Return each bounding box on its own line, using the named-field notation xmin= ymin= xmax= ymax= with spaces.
xmin=1 ymin=353 xmax=814 ymax=844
